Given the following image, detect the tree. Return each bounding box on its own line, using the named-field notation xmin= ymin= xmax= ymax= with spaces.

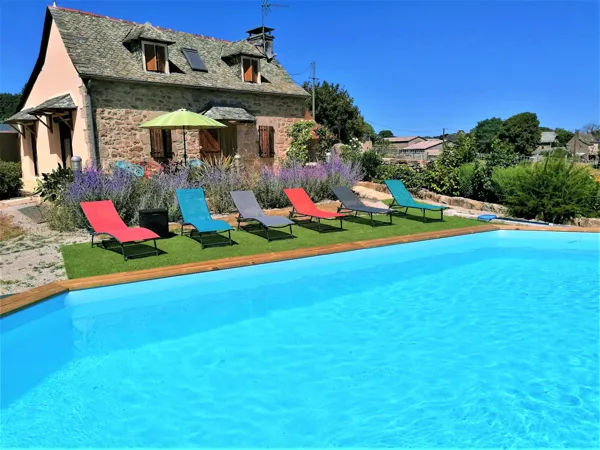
xmin=539 ymin=126 xmax=554 ymax=132
xmin=472 ymin=117 xmax=503 ymax=154
xmin=0 ymin=92 xmax=21 ymax=121
xmin=302 ymin=81 xmax=369 ymax=143
xmin=378 ymin=130 xmax=394 ymax=138
xmin=581 ymin=122 xmax=600 ymax=138
xmin=499 ymin=112 xmax=540 ymax=156
xmin=554 ymin=128 xmax=574 ymax=147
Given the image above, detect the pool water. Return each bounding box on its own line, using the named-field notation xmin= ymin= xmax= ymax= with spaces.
xmin=1 ymin=231 xmax=599 ymax=447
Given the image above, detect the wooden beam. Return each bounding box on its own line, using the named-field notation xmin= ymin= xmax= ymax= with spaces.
xmin=55 ymin=113 xmax=73 ymax=131
xmin=31 ymin=113 xmax=53 ymax=133
xmin=7 ymin=123 xmax=24 ymax=137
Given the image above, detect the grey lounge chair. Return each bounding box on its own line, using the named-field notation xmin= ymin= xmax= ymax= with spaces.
xmin=231 ymin=190 xmax=294 ymax=241
xmin=331 ymin=186 xmax=393 ymax=227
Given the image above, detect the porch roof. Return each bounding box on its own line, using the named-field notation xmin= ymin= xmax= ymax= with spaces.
xmin=4 ymin=107 xmax=37 ymax=123
xmin=29 ymin=94 xmax=76 ymax=114
xmin=202 ymin=106 xmax=255 ymax=122
xmin=5 ymin=94 xmax=76 ymax=123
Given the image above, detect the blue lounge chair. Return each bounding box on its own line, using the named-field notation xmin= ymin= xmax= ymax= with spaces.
xmin=176 ymin=188 xmax=233 ymax=248
xmin=385 ymin=179 xmax=448 ymax=222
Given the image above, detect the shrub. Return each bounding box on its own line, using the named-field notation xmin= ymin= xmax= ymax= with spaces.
xmin=44 ymin=157 xmax=361 ymax=230
xmin=339 ymin=138 xmax=362 ymax=164
xmin=458 ymin=163 xmax=475 ymax=198
xmin=287 ymin=120 xmax=315 ymax=165
xmin=314 ymin=126 xmax=336 ymax=162
xmin=360 ymin=151 xmax=383 ymax=181
xmin=34 ymin=164 xmax=74 ymax=202
xmin=423 ymin=160 xmax=460 ymax=196
xmin=492 ymin=155 xmax=600 ymax=224
xmin=374 ymin=163 xmax=424 ymax=192
xmin=0 ymin=161 xmax=22 ymax=200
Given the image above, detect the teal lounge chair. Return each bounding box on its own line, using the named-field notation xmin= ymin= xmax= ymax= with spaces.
xmin=176 ymin=188 xmax=233 ymax=248
xmin=385 ymin=179 xmax=448 ymax=222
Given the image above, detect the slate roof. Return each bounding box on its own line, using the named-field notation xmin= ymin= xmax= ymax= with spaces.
xmin=30 ymin=94 xmax=76 ymax=112
xmin=48 ymin=7 xmax=308 ymax=97
xmin=403 ymin=139 xmax=443 ymax=150
xmin=578 ymin=133 xmax=599 ymax=145
xmin=4 ymin=108 xmax=37 ymax=123
xmin=540 ymin=131 xmax=556 ymax=144
xmin=385 ymin=136 xmax=421 ymax=143
xmin=221 ymin=41 xmax=264 ymax=58
xmin=5 ymin=94 xmax=76 ymax=123
xmin=122 ymin=22 xmax=174 ymax=44
xmin=203 ymin=106 xmax=255 ymax=122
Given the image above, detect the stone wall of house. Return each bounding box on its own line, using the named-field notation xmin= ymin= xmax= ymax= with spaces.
xmin=89 ymin=80 xmax=307 ymax=167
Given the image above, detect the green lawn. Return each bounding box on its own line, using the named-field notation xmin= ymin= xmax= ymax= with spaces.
xmin=61 ymin=211 xmax=484 ymax=279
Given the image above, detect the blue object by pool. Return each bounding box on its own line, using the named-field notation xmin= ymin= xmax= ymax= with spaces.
xmin=477 ymin=213 xmax=497 ymax=221
xmin=1 ymin=231 xmax=598 ymax=447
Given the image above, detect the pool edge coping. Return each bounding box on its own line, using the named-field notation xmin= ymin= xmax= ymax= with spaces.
xmin=1 ymin=224 xmax=598 ymax=318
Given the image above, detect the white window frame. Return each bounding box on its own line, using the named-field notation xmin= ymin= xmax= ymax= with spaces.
xmin=142 ymin=40 xmax=170 ymax=74
xmin=241 ymin=57 xmax=260 ymax=84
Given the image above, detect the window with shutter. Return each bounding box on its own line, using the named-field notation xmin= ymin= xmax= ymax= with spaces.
xmin=242 ymin=57 xmax=260 ymax=83
xmin=150 ymin=129 xmax=173 ymax=162
xmin=259 ymin=125 xmax=275 ymax=158
xmin=144 ymin=42 xmax=169 ymax=73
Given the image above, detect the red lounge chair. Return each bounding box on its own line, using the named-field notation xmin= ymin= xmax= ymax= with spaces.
xmin=80 ymin=200 xmax=160 ymax=261
xmin=284 ymin=188 xmax=345 ymax=232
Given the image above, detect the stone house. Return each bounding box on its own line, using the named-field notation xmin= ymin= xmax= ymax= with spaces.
xmin=536 ymin=131 xmax=557 ymax=152
xmin=567 ymin=133 xmax=599 ymax=162
xmin=7 ymin=6 xmax=309 ymax=189
xmin=398 ymin=139 xmax=444 ymax=161
xmin=383 ymin=136 xmax=425 ymax=150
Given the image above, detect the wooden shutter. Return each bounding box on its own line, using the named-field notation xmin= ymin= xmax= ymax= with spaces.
xmin=150 ymin=129 xmax=162 ymax=159
xmin=199 ymin=130 xmax=219 ymax=153
xmin=259 ymin=126 xmax=274 ymax=158
xmin=156 ymin=45 xmax=166 ymax=73
xmin=145 ymin=44 xmax=157 ymax=71
xmin=243 ymin=59 xmax=253 ymax=82
xmin=252 ymin=60 xmax=259 ymax=83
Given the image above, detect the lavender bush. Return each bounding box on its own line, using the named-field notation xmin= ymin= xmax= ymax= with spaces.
xmin=46 ymin=157 xmax=361 ymax=230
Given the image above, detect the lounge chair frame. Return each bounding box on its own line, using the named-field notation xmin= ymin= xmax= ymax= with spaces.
xmin=236 ymin=215 xmax=294 ymax=242
xmin=389 ymin=199 xmax=445 ymax=222
xmin=179 ymin=222 xmax=232 ymax=249
xmin=289 ymin=208 xmax=343 ymax=233
xmin=336 ymin=206 xmax=393 ymax=227
xmin=89 ymin=231 xmax=158 ymax=261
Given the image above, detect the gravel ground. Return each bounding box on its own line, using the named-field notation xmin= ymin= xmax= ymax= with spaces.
xmin=0 ymin=203 xmax=88 ymax=296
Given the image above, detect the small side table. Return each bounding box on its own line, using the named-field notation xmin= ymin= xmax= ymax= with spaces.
xmin=139 ymin=208 xmax=169 ymax=238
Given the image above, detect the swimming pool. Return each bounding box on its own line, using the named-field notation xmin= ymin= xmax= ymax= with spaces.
xmin=1 ymin=230 xmax=598 ymax=447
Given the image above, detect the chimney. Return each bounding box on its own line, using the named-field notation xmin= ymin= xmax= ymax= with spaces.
xmin=246 ymin=26 xmax=275 ymax=59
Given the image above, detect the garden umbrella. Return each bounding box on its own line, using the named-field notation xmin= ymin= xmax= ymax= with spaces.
xmin=139 ymin=109 xmax=226 ymax=164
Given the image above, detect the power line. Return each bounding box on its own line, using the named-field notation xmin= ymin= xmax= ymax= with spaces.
xmin=366 ymin=119 xmax=456 ymax=135
xmin=288 ymin=63 xmax=312 ymax=76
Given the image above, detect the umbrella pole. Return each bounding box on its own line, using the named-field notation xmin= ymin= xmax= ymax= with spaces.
xmin=183 ymin=126 xmax=187 ymax=165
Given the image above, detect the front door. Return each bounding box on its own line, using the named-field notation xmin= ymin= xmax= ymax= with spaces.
xmin=59 ymin=121 xmax=73 ymax=168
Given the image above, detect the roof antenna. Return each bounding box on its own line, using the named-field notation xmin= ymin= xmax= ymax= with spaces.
xmin=260 ymin=0 xmax=287 ymax=58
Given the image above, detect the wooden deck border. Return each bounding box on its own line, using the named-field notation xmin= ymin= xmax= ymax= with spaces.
xmin=1 ymin=224 xmax=597 ymax=318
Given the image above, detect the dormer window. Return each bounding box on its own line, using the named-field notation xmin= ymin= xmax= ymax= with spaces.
xmin=242 ymin=57 xmax=259 ymax=83
xmin=143 ymin=41 xmax=168 ymax=73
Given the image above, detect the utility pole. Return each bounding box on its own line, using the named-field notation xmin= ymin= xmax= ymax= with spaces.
xmin=310 ymin=61 xmax=317 ymax=121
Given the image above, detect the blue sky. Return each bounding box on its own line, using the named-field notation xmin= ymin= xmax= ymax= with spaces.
xmin=0 ymin=0 xmax=598 ymax=134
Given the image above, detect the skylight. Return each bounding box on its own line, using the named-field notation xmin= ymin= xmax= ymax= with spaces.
xmin=182 ymin=48 xmax=207 ymax=72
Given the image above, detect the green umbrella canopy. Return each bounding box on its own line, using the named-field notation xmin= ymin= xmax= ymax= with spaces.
xmin=139 ymin=109 xmax=226 ymax=129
